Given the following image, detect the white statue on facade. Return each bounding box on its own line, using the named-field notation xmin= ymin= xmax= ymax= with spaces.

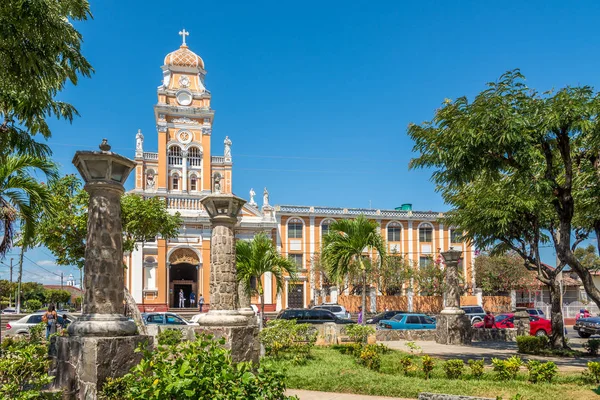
xmin=249 ymin=188 xmax=256 ymax=206
xmin=146 ymin=170 xmax=155 ymax=189
xmin=135 ymin=129 xmax=144 ymax=152
xmin=224 ymin=136 xmax=232 ymax=158
xmin=263 ymin=187 xmax=269 ymax=206
xmin=214 ymin=173 xmax=221 ymax=193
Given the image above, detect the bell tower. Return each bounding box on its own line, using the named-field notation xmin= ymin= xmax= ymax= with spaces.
xmin=155 ymin=30 xmax=213 ymax=193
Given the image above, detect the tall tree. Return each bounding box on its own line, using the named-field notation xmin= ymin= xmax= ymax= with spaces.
xmin=236 ymin=232 xmax=297 ymax=327
xmin=407 ymin=70 xmax=600 ymax=347
xmin=0 ymin=0 xmax=93 ymax=156
xmin=321 ymin=215 xmax=386 ymax=324
xmin=372 ymin=250 xmax=413 ymax=296
xmin=475 ymin=252 xmax=538 ymax=294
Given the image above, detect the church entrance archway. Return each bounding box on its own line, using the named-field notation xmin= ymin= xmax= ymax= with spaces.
xmin=168 ymin=248 xmax=201 ymax=308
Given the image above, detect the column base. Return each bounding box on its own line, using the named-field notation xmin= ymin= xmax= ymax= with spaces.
xmin=67 ymin=314 xmax=138 ymax=337
xmin=52 ymin=335 xmax=152 ymax=400
xmin=435 ymin=308 xmax=472 ymax=345
xmin=194 ymin=309 xmax=250 ymax=327
xmin=513 ymin=307 xmax=531 ymax=337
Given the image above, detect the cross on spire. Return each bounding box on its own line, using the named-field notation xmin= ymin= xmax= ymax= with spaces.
xmin=179 ymin=29 xmax=189 ymax=46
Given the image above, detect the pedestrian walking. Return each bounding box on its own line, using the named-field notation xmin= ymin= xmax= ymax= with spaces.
xmin=483 ymin=311 xmax=496 ymax=328
xmin=178 ymin=289 xmax=186 ymax=308
xmin=357 ymin=306 xmax=363 ymax=324
xmin=42 ymin=304 xmax=58 ymax=339
xmin=190 ymin=292 xmax=196 ymax=307
xmin=199 ymin=293 xmax=205 ymax=312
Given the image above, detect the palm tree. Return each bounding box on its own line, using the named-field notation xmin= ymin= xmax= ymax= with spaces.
xmin=321 ymin=215 xmax=386 ymax=325
xmin=236 ymin=232 xmax=297 ymax=327
xmin=0 ymin=154 xmax=57 ymax=257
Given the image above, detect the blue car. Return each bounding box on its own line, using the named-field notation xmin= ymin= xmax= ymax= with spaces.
xmin=378 ymin=313 xmax=436 ymax=330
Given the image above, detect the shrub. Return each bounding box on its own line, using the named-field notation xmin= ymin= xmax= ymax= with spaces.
xmin=526 ymin=360 xmax=558 ymax=383
xmin=405 ymin=341 xmax=422 ymax=354
xmin=259 ymin=319 xmax=317 ymax=360
xmin=24 ymin=299 xmax=42 ymax=313
xmin=357 ymin=344 xmax=381 ymax=371
xmin=492 ymin=356 xmax=522 ymax=380
xmin=332 ymin=343 xmax=362 ymax=356
xmin=345 ymin=324 xmax=375 ymax=344
xmin=422 ymin=355 xmax=435 ymax=379
xmin=157 ymin=328 xmax=183 ymax=346
xmin=442 ymin=359 xmax=464 ymax=379
xmin=516 ymin=336 xmax=548 ymax=354
xmin=99 ymin=333 xmax=294 ymax=400
xmin=468 ymin=359 xmax=485 ymax=379
xmin=586 ymin=361 xmax=600 ymax=384
xmin=584 ymin=339 xmax=600 ymax=356
xmin=399 ymin=355 xmax=416 ymax=376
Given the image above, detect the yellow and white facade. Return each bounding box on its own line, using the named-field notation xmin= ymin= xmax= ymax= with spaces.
xmin=124 ymin=34 xmax=475 ymax=312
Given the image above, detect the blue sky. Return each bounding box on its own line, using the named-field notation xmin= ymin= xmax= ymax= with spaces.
xmin=3 ymin=0 xmax=599 ymax=284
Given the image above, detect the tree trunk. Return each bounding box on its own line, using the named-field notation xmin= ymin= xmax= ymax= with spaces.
xmin=361 ymin=270 xmax=367 ymax=325
xmin=124 ymin=287 xmax=147 ymax=335
xmin=260 ymin=291 xmax=265 ymax=330
xmin=548 ymin=280 xmax=568 ymax=349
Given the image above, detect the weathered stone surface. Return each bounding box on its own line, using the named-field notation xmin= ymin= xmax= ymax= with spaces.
xmin=53 ymin=335 xmax=152 ymax=400
xmin=376 ymin=329 xmax=437 ymax=342
xmin=194 ymin=325 xmax=259 ymax=364
xmin=418 ymin=393 xmax=496 ymax=400
xmin=472 ymin=328 xmax=517 ymax=342
xmin=435 ymin=311 xmax=472 ymax=345
xmin=514 ymin=307 xmax=531 ymax=337
xmin=210 ymin=223 xmax=238 ymax=310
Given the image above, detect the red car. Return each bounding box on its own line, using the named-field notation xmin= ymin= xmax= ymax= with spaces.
xmin=473 ymin=313 xmax=551 ymax=336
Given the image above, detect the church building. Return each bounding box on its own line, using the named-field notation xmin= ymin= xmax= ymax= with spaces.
xmin=124 ymin=32 xmax=475 ymax=312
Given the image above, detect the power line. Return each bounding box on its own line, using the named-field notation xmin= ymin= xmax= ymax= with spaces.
xmin=22 ymin=254 xmax=61 ymax=277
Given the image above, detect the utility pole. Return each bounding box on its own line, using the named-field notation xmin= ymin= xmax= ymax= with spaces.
xmin=61 ymin=272 xmax=64 ymax=290
xmin=9 ymin=258 xmax=13 ymax=308
xmin=16 ymin=247 xmax=24 ymax=314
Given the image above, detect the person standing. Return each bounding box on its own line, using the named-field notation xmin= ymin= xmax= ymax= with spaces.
xmin=483 ymin=311 xmax=496 ymax=328
xmin=42 ymin=304 xmax=58 ymax=339
xmin=199 ymin=293 xmax=205 ymax=312
xmin=190 ymin=291 xmax=196 ymax=307
xmin=178 ymin=289 xmax=186 ymax=308
xmin=357 ymin=306 xmax=363 ymax=324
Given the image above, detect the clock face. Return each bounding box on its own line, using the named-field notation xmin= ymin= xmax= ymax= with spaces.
xmin=176 ymin=90 xmax=192 ymax=106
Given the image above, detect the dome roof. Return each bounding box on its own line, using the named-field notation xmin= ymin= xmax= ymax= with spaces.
xmin=164 ymin=45 xmax=204 ymax=69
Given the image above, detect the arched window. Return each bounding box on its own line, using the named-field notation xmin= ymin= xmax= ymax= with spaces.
xmin=419 ymin=223 xmax=433 ymax=242
xmin=190 ymin=175 xmax=197 ymax=191
xmin=188 ymin=146 xmax=202 ymax=167
xmin=451 ymin=229 xmax=463 ymax=243
xmin=172 ymin=174 xmax=180 ymax=190
xmin=168 ymin=146 xmax=182 ymax=165
xmin=387 ymin=222 xmax=402 ymax=242
xmin=288 ymin=218 xmax=303 ymax=239
xmin=321 ymin=219 xmax=333 ymax=238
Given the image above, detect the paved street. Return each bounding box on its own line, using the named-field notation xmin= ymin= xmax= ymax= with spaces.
xmin=287 ymin=389 xmax=411 ymax=400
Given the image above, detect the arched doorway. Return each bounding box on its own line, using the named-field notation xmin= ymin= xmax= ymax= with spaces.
xmin=168 ymin=248 xmax=201 ymax=308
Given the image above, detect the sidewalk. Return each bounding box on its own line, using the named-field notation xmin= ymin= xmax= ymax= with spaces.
xmin=286 ymin=389 xmax=412 ymax=400
xmin=382 ymin=340 xmax=597 ymax=371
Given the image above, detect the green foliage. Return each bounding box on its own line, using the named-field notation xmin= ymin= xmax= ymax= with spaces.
xmin=574 ymin=245 xmax=600 ymax=271
xmin=405 ymin=341 xmax=422 ymax=354
xmin=422 ymin=355 xmax=435 ymax=379
xmin=157 ymin=329 xmax=183 ymax=346
xmin=36 ymin=176 xmax=182 ymax=269
xmin=442 ymin=359 xmax=465 ymax=379
xmin=516 ymin=335 xmax=548 ymax=354
xmin=332 ymin=343 xmax=362 ymax=357
xmin=357 ymin=344 xmax=381 ymax=371
xmin=475 ymin=253 xmax=536 ymax=293
xmin=527 ymin=360 xmax=558 ymax=383
xmin=398 ymin=355 xmax=416 ymax=376
xmin=45 ymin=289 xmax=71 ymax=306
xmin=492 ymin=356 xmax=523 ymax=381
xmin=414 ymin=262 xmax=450 ymax=296
xmin=585 ymin=361 xmax=600 ymax=384
xmin=0 ymin=327 xmax=60 ymax=399
xmin=345 ymin=324 xmax=375 ymax=344
xmin=374 ymin=250 xmax=414 ymax=295
xmin=24 ymin=298 xmax=42 ymax=312
xmin=583 ymin=339 xmax=600 ymax=356
xmin=468 ymin=359 xmax=485 ymax=379
xmin=99 ymin=334 xmax=294 ymax=400
xmin=259 ymin=319 xmax=317 ymax=361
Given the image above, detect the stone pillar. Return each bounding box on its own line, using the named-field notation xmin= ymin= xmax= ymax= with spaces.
xmin=475 ymin=288 xmax=483 ymax=307
xmin=513 ymin=307 xmax=531 ymax=337
xmin=54 ymin=140 xmax=152 ymax=399
xmin=435 ymin=249 xmax=472 ymax=345
xmin=196 ymin=193 xmax=259 ymax=363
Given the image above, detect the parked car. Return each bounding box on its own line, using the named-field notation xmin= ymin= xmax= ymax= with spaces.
xmin=461 ymin=306 xmax=486 ymax=325
xmin=311 ymin=304 xmax=351 ymax=319
xmin=1 ymin=307 xmax=16 ymax=314
xmin=276 ymin=308 xmax=354 ymax=324
xmin=378 ymin=313 xmax=436 ymax=330
xmin=4 ymin=312 xmax=76 ymax=336
xmin=141 ymin=312 xmax=197 ymax=326
xmin=527 ymin=308 xmax=546 ymax=318
xmin=365 ymin=310 xmax=405 ymax=324
xmin=473 ymin=313 xmax=551 ymax=336
xmin=573 ymin=316 xmax=600 ymax=338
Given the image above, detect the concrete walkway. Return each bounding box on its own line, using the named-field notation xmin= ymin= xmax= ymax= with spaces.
xmin=382 ymin=340 xmax=599 ymax=371
xmin=286 ymin=389 xmax=412 ymax=400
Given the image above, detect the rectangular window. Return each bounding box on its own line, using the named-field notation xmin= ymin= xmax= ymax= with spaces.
xmin=419 ymin=227 xmax=433 ymax=242
xmin=450 ymin=230 xmax=462 ymax=243
xmin=172 ymin=176 xmax=179 ymax=190
xmin=288 ymin=222 xmax=303 ymax=239
xmin=288 ymin=254 xmax=303 ymax=269
xmin=190 ymin=177 xmax=197 ymax=191
xmin=388 ymin=226 xmax=401 ymax=242
xmin=419 ymin=256 xmax=433 ymax=268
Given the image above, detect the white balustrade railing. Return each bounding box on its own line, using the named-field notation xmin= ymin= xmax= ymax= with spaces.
xmin=144 ymin=152 xmax=158 ymax=160
xmin=166 ymin=197 xmax=203 ymax=210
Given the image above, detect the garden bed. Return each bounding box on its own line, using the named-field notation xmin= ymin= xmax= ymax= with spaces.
xmin=268 ymin=347 xmax=599 ymax=400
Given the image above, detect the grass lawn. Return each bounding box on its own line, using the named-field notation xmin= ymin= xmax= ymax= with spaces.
xmin=268 ymin=347 xmax=600 ymax=400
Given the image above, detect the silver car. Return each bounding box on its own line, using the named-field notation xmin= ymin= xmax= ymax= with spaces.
xmin=4 ymin=312 xmax=75 ymax=336
xmin=312 ymin=304 xmax=352 ymax=319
